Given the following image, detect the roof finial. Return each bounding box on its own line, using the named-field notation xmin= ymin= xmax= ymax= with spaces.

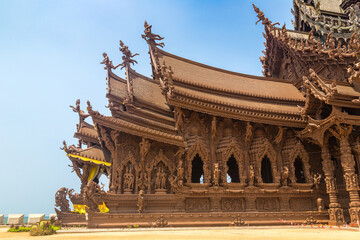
xmin=70 ymin=99 xmax=90 ymax=131
xmin=100 ymin=52 xmax=121 ymax=71
xmin=119 ymin=40 xmax=139 ymax=69
xmin=252 ymin=3 xmax=279 ymax=27
xmin=142 ymin=21 xmax=165 ymax=48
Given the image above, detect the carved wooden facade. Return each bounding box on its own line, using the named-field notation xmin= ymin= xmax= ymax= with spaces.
xmin=58 ymin=1 xmax=360 ymax=227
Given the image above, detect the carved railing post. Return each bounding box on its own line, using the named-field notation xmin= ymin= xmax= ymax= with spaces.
xmin=330 ymin=124 xmax=360 ymax=223
xmin=321 ymin=143 xmax=344 ymax=224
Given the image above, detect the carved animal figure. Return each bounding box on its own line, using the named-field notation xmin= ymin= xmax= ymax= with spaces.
xmin=55 ymin=187 xmax=71 ymax=213
xmin=83 ymin=181 xmax=103 ymax=212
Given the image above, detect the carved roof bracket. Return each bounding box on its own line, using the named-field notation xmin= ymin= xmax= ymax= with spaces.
xmin=298 ymin=106 xmax=360 ymax=145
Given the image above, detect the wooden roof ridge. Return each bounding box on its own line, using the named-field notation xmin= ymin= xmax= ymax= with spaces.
xmin=156 ymin=47 xmax=294 ymax=84
xmin=167 ymin=95 xmax=306 ymax=128
xmin=173 ymin=75 xmax=305 ymax=103
xmin=172 ymin=87 xmax=303 ymax=115
xmin=91 ymin=113 xmax=185 ymax=147
xmin=115 ymin=109 xmax=177 ymax=134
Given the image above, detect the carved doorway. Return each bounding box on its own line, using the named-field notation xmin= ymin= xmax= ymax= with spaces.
xmin=294 ymin=157 xmax=305 ymax=183
xmin=191 ymin=154 xmax=204 ymax=183
xmin=261 ymin=155 xmax=273 ymax=183
xmin=226 ymin=154 xmax=240 ymax=183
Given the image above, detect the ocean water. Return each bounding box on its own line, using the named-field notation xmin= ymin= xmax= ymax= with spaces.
xmin=2 ymin=216 xmax=51 ymax=225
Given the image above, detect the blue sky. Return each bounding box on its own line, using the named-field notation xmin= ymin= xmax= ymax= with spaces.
xmin=0 ymin=0 xmax=293 ymax=215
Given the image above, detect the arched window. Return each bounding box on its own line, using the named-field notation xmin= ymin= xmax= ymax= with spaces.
xmin=191 ymin=154 xmax=204 ymax=183
xmin=294 ymin=157 xmax=305 ymax=183
xmin=226 ymin=154 xmax=240 ymax=183
xmin=261 ymin=155 xmax=273 ymax=183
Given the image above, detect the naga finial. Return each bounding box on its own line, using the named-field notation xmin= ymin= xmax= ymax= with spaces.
xmin=119 ymin=40 xmax=139 ymax=69
xmin=142 ymin=21 xmax=165 ymax=48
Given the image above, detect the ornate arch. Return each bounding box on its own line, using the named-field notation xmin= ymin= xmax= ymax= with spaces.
xmin=220 ymin=139 xmax=245 ymax=183
xmin=117 ymin=151 xmax=139 ymax=193
xmin=186 ymin=138 xmax=210 ymax=183
xmin=148 ymin=149 xmax=175 ymax=175
xmin=288 ymin=141 xmax=311 ymax=183
xmin=256 ymin=138 xmax=279 ymax=183
xmin=146 ymin=149 xmax=175 ymax=192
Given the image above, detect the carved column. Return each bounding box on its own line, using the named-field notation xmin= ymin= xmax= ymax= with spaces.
xmin=330 ymin=124 xmax=360 ymax=223
xmin=321 ymin=143 xmax=344 ymax=224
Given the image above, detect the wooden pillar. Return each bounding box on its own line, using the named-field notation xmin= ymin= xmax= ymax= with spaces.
xmin=321 ymin=143 xmax=344 ymax=224
xmin=330 ymin=124 xmax=360 ymax=224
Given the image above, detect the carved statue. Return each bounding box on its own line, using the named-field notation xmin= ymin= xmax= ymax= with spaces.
xmin=281 ymin=166 xmax=290 ymax=187
xmin=211 ymin=116 xmax=217 ymax=140
xmin=55 ymin=187 xmax=71 ymax=213
xmin=100 ymin=52 xmax=120 ymax=70
xmin=123 ymin=166 xmax=135 ymax=190
xmin=249 ymin=165 xmax=255 ymax=186
xmin=169 ymin=175 xmax=178 ymax=193
xmin=142 ymin=21 xmax=165 ymax=47
xmin=174 ymin=107 xmax=185 ymax=131
xmin=160 ymin=166 xmax=167 ymax=189
xmin=274 ymin=126 xmax=284 ymax=146
xmin=155 ymin=169 xmax=162 ymax=189
xmin=68 ymin=159 xmax=89 ymax=194
xmin=317 ymin=198 xmax=324 ymax=212
xmin=119 ymin=40 xmax=139 ymax=69
xmin=253 ymin=3 xmax=279 ymax=27
xmin=137 ymin=190 xmax=145 ymax=213
xmin=213 ymin=163 xmax=220 ymax=187
xmin=177 ymin=159 xmax=184 ymax=187
xmin=83 ymin=180 xmax=104 ymax=213
xmin=312 ymin=173 xmax=322 ymax=190
xmin=69 ymin=99 xmax=90 ymax=130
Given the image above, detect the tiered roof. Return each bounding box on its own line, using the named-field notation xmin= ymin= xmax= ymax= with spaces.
xmin=63 ymin=2 xmax=360 ymax=168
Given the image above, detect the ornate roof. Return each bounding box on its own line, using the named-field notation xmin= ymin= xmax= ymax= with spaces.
xmin=88 ymin=107 xmax=185 ymax=147
xmin=145 ymin=46 xmax=306 ymax=127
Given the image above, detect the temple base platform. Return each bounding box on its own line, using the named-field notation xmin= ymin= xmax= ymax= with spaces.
xmin=86 ymin=211 xmax=329 ymax=228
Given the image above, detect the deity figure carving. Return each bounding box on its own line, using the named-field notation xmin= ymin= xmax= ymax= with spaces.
xmin=213 ymin=163 xmax=220 ymax=187
xmin=281 ymin=166 xmax=290 ymax=187
xmin=312 ymin=173 xmax=322 ymax=190
xmin=155 ymin=165 xmax=167 ymax=189
xmin=137 ymin=190 xmax=145 ymax=213
xmin=177 ymin=159 xmax=184 ymax=187
xmin=142 ymin=21 xmax=165 ymax=47
xmin=248 ymin=165 xmax=255 ymax=186
xmin=119 ymin=40 xmax=139 ymax=68
xmin=83 ymin=181 xmax=104 ymax=213
xmin=123 ymin=166 xmax=135 ymax=190
xmin=55 ymin=187 xmax=71 ymax=213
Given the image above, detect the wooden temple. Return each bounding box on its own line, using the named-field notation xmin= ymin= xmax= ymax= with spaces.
xmin=56 ymin=0 xmax=360 ymax=227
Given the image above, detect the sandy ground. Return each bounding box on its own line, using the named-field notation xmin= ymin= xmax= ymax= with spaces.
xmin=1 ymin=227 xmax=359 ymax=240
